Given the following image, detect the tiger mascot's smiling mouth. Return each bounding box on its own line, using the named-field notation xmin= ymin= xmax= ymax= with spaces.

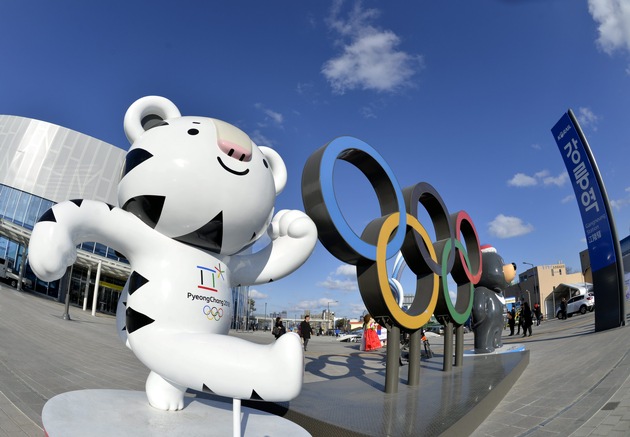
xmin=216 ymin=156 xmax=250 ymax=176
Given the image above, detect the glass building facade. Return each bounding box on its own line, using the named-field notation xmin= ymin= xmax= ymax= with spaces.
xmin=0 ymin=115 xmax=129 ymax=309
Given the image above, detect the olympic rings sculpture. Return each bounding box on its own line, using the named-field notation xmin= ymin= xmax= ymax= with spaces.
xmin=203 ymin=305 xmax=223 ymax=321
xmin=302 ymin=136 xmax=483 ymax=332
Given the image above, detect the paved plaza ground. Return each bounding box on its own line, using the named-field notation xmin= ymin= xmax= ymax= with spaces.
xmin=1 ymin=282 xmax=630 ymax=436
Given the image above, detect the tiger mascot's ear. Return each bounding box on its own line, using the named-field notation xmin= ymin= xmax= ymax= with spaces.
xmin=259 ymin=146 xmax=287 ymax=195
xmin=124 ymin=96 xmax=182 ymax=145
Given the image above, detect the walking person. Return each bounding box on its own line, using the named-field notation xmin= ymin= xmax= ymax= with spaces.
xmin=533 ymin=303 xmax=542 ymax=326
xmin=508 ymin=306 xmax=516 ymax=336
xmin=515 ymin=307 xmax=522 ymax=336
xmin=360 ymin=315 xmax=368 ymax=351
xmin=521 ymin=301 xmax=533 ymax=337
xmin=560 ymin=297 xmax=568 ymax=320
xmin=299 ymin=315 xmax=313 ymax=351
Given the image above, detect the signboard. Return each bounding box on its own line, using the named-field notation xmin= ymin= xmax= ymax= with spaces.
xmin=551 ymin=110 xmax=625 ymax=331
xmin=551 ymin=112 xmax=616 ymax=272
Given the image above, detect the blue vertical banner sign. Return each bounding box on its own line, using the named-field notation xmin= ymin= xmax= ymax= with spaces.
xmin=551 ymin=110 xmax=625 ymax=331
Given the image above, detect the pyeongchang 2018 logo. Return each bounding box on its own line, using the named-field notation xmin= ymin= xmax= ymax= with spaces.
xmin=185 ymin=263 xmax=229 ymax=322
xmin=196 ymin=263 xmax=225 ymax=292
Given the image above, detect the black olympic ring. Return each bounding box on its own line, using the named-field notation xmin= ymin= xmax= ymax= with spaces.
xmin=302 ymin=136 xmax=482 ymax=331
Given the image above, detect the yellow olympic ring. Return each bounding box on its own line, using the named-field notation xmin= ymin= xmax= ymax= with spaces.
xmin=358 ymin=213 xmax=439 ymax=331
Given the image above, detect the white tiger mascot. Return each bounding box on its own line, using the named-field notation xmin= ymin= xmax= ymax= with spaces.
xmin=28 ymin=96 xmax=317 ymax=410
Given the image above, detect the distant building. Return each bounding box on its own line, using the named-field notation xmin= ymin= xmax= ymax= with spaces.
xmin=505 ymin=263 xmax=585 ymax=319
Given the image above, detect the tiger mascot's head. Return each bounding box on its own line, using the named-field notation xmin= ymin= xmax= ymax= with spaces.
xmin=119 ymin=96 xmax=287 ymax=255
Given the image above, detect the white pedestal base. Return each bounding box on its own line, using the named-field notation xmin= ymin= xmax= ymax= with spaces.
xmin=42 ymin=389 xmax=311 ymax=437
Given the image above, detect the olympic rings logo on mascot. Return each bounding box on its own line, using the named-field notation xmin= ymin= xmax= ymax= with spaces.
xmin=203 ymin=305 xmax=224 ymax=321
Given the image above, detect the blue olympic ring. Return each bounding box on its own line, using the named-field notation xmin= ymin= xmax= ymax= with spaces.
xmin=302 ymin=136 xmax=407 ymax=263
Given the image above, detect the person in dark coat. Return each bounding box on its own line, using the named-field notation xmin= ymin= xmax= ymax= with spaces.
xmin=299 ymin=315 xmax=313 ymax=351
xmin=533 ymin=303 xmax=542 ymax=326
xmin=273 ymin=316 xmax=286 ymax=340
xmin=521 ymin=301 xmax=533 ymax=337
xmin=508 ymin=307 xmax=516 ymax=336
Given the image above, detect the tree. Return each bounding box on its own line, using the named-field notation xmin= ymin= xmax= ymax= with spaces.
xmin=248 ymin=298 xmax=256 ymax=314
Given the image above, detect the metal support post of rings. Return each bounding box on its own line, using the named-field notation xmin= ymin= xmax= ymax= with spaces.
xmin=302 ymin=136 xmax=483 ymax=333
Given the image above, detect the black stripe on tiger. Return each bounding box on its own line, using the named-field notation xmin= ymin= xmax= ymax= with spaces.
xmin=126 ymin=307 xmax=155 ymax=334
xmin=128 ymin=271 xmax=149 ymax=296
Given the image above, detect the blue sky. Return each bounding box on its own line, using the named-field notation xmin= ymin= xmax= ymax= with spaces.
xmin=2 ymin=1 xmax=630 ymax=321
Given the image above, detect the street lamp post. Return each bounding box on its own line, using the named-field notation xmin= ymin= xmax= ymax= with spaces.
xmin=523 ymin=262 xmax=538 ymax=305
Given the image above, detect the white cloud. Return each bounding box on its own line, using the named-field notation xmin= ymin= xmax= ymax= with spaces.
xmin=488 ymin=214 xmax=534 ymax=239
xmin=610 ymin=188 xmax=630 ymax=209
xmin=610 ymin=199 xmax=626 ymax=209
xmin=360 ymin=105 xmax=377 ymax=119
xmin=322 ymin=1 xmax=423 ymax=94
xmin=349 ymin=302 xmax=367 ymax=317
xmin=577 ymin=107 xmax=600 ymax=131
xmin=254 ymin=103 xmax=284 ymax=127
xmin=318 ymin=277 xmax=358 ymax=291
xmin=296 ymin=298 xmax=339 ymax=311
xmin=535 ymin=170 xmax=549 ymax=179
xmin=296 ymin=82 xmax=314 ymax=95
xmin=249 ymin=289 xmax=268 ymax=299
xmin=249 ymin=129 xmax=275 ymax=148
xmin=318 ymin=264 xmax=358 ymax=291
xmin=335 ymin=264 xmax=356 ymax=277
xmin=507 ymin=173 xmax=537 ymax=187
xmin=588 ymin=0 xmax=630 ymax=54
xmin=561 ymin=194 xmax=575 ymax=204
xmin=507 ymin=170 xmax=568 ymax=188
xmin=542 ymin=172 xmax=569 ymax=187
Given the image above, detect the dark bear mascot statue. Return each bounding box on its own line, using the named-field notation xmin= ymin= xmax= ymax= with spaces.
xmin=472 ymin=245 xmax=516 ymax=353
